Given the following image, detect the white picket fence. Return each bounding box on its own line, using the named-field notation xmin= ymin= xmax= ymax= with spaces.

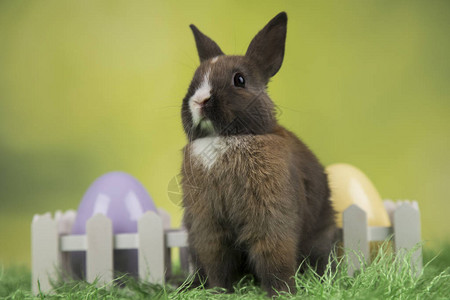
xmin=31 ymin=208 xmax=189 ymax=294
xmin=31 ymin=201 xmax=422 ymax=294
xmin=341 ymin=201 xmax=422 ymax=276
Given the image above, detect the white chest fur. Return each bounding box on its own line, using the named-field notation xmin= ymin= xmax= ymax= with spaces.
xmin=191 ymin=137 xmax=229 ymax=170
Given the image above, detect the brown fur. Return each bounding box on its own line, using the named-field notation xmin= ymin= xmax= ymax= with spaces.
xmin=181 ymin=12 xmax=337 ymax=297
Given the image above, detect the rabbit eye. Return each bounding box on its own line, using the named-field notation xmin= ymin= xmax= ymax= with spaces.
xmin=233 ymin=73 xmax=245 ymax=88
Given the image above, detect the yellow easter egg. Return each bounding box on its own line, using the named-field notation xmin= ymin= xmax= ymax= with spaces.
xmin=326 ymin=163 xmax=391 ymax=227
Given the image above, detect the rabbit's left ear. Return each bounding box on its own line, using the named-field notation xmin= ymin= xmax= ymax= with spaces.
xmin=190 ymin=24 xmax=224 ymax=63
xmin=246 ymin=12 xmax=287 ymax=80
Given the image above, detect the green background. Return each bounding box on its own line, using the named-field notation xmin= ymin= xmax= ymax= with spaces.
xmin=1 ymin=0 xmax=449 ymax=266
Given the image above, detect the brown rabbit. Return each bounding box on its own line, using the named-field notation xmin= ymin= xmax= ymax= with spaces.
xmin=181 ymin=12 xmax=337 ymax=296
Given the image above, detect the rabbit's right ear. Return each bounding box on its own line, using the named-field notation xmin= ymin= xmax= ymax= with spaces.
xmin=246 ymin=12 xmax=287 ymax=80
xmin=190 ymin=25 xmax=224 ymax=63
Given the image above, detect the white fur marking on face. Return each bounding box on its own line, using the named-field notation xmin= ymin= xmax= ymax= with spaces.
xmin=211 ymin=56 xmax=219 ymax=64
xmin=189 ymin=71 xmax=211 ymax=125
xmin=191 ymin=137 xmax=228 ymax=170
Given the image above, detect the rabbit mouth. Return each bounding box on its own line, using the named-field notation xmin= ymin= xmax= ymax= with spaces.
xmin=198 ymin=118 xmax=216 ymax=135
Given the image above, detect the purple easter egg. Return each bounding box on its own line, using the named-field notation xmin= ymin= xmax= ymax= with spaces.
xmin=70 ymin=171 xmax=157 ymax=278
xmin=72 ymin=171 xmax=157 ymax=234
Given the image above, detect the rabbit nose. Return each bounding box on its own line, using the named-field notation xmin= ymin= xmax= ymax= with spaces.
xmin=194 ymin=97 xmax=210 ymax=107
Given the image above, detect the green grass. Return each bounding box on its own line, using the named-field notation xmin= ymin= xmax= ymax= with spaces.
xmin=1 ymin=244 xmax=449 ymax=299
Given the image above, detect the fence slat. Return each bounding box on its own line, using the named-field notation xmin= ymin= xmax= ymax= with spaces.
xmin=343 ymin=204 xmax=369 ymax=276
xmin=86 ymin=214 xmax=113 ymax=284
xmin=157 ymin=208 xmax=171 ymax=230
xmin=32 ymin=214 xmax=59 ymax=294
xmin=55 ymin=210 xmax=77 ymax=278
xmin=157 ymin=208 xmax=172 ymax=280
xmin=138 ymin=211 xmax=165 ymax=284
xmin=179 ymin=246 xmax=191 ymax=274
xmin=394 ymin=202 xmax=422 ymax=276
